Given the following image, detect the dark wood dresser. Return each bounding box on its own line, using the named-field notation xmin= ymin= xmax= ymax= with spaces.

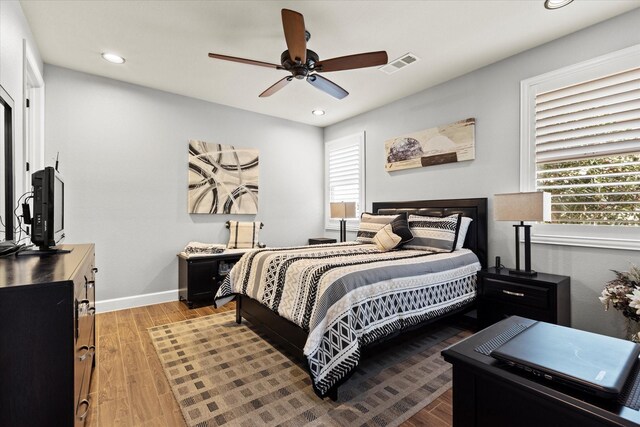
xmin=0 ymin=244 xmax=96 ymax=427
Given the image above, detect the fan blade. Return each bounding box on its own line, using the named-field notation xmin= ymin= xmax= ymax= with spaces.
xmin=281 ymin=9 xmax=306 ymax=64
xmin=316 ymin=51 xmax=388 ymax=73
xmin=259 ymin=76 xmax=293 ymax=97
xmin=307 ymin=74 xmax=348 ymax=100
xmin=208 ymin=53 xmax=281 ymax=69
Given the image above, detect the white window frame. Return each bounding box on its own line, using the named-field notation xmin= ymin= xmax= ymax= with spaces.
xmin=520 ymin=44 xmax=640 ymax=251
xmin=324 ymin=132 xmax=366 ymax=232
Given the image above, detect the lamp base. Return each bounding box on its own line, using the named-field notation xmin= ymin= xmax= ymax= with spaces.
xmin=339 ymin=219 xmax=347 ymax=243
xmin=508 ymin=268 xmax=538 ymax=277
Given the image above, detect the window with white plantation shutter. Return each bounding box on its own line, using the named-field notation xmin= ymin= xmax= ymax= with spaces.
xmin=521 ymin=45 xmax=640 ymax=250
xmin=325 ymin=132 xmax=365 ymax=230
xmin=535 ymin=67 xmax=640 ymax=226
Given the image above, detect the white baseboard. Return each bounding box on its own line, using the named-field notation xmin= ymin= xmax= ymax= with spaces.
xmin=96 ymin=289 xmax=179 ymax=313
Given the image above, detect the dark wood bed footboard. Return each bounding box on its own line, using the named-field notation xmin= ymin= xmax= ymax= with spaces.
xmin=236 ymin=296 xmax=339 ymax=400
xmin=237 ymin=295 xmax=307 ymax=363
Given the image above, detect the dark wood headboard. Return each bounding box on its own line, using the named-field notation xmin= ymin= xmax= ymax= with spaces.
xmin=372 ymin=198 xmax=488 ymax=268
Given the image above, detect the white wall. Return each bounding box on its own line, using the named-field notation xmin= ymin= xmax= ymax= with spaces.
xmin=44 ymin=65 xmax=324 ymax=306
xmin=0 ymin=1 xmax=44 ymax=230
xmin=324 ymin=9 xmax=640 ymax=338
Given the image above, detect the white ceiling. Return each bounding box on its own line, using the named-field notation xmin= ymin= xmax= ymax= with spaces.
xmin=19 ymin=0 xmax=640 ymax=127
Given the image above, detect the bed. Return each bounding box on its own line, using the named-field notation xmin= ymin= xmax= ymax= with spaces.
xmin=215 ymin=198 xmax=487 ymax=399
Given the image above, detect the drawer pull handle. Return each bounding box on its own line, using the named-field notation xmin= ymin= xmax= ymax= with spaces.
xmin=88 ymin=307 xmax=96 ymax=316
xmin=87 ymin=280 xmax=95 ymax=289
xmin=78 ymin=345 xmax=95 ymax=361
xmin=502 ymin=289 xmax=525 ymax=297
xmin=78 ymin=299 xmax=90 ymax=306
xmin=92 ymin=267 xmax=99 ymax=273
xmin=77 ymin=399 xmax=90 ymax=421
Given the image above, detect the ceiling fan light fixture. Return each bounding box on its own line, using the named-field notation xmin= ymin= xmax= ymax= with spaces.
xmin=312 ymin=109 xmax=325 ymax=116
xmin=544 ymin=0 xmax=574 ymax=9
xmin=101 ymin=52 xmax=125 ymax=64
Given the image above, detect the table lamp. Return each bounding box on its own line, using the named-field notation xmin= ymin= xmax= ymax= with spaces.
xmin=494 ymin=192 xmax=551 ymax=276
xmin=330 ymin=202 xmax=357 ymax=242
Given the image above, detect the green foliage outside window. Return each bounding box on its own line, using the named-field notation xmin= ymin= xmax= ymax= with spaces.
xmin=537 ymin=154 xmax=640 ymax=226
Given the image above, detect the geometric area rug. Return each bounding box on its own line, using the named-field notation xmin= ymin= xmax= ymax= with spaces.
xmin=148 ymin=311 xmax=467 ymax=427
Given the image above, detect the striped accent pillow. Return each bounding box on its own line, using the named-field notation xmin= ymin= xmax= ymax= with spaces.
xmin=356 ymin=213 xmax=403 ymax=244
xmin=227 ymin=221 xmax=262 ymax=249
xmin=404 ymin=214 xmax=462 ymax=252
xmin=373 ymin=223 xmax=403 ymax=251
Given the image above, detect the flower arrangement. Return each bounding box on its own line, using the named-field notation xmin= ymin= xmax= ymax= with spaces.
xmin=600 ymin=264 xmax=640 ymax=341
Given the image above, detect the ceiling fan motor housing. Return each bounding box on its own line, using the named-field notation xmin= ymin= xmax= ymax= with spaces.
xmin=281 ymin=49 xmax=319 ymax=79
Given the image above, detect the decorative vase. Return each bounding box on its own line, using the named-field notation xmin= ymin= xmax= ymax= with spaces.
xmin=626 ymin=318 xmax=640 ymax=343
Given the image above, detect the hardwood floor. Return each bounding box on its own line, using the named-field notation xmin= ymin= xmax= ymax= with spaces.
xmin=87 ymin=300 xmax=455 ymax=427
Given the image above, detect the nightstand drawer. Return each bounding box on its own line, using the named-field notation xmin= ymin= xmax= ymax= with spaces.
xmin=477 ymin=268 xmax=570 ymax=329
xmin=483 ymin=278 xmax=549 ymax=309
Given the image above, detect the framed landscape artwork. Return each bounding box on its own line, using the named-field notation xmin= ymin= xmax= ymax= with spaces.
xmin=385 ymin=118 xmax=476 ymax=172
xmin=188 ymin=139 xmax=259 ymax=214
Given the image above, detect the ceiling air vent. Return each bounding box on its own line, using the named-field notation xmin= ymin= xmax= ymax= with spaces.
xmin=380 ymin=53 xmax=420 ymax=75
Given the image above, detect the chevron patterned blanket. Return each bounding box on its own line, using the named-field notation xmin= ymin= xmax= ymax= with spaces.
xmin=215 ymin=242 xmax=480 ymax=397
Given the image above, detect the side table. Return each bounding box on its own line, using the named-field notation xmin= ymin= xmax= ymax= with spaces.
xmin=178 ymin=251 xmax=246 ymax=308
xmin=308 ymin=237 xmax=337 ymax=245
xmin=477 ymin=267 xmax=570 ymax=329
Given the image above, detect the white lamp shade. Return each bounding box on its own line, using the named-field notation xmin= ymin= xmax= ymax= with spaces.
xmin=494 ymin=192 xmax=551 ymax=222
xmin=330 ymin=202 xmax=357 ymax=219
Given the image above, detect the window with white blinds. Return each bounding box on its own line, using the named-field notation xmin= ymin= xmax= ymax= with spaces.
xmin=520 ymin=44 xmax=640 ymax=250
xmin=325 ymin=132 xmax=365 ymax=230
xmin=535 ymin=67 xmax=640 ymax=226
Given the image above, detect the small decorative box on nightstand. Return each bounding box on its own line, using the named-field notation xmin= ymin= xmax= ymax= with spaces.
xmin=477 ymin=267 xmax=570 ymax=329
xmin=308 ymin=237 xmax=337 ymax=245
xmin=178 ymin=251 xmax=245 ymax=308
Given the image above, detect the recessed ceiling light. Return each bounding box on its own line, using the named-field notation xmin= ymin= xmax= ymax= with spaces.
xmin=101 ymin=52 xmax=125 ymax=64
xmin=312 ymin=109 xmax=325 ymax=116
xmin=544 ymin=0 xmax=574 ymax=9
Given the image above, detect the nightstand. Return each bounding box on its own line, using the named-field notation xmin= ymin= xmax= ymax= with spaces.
xmin=178 ymin=251 xmax=245 ymax=308
xmin=308 ymin=237 xmax=337 ymax=245
xmin=477 ymin=267 xmax=570 ymax=329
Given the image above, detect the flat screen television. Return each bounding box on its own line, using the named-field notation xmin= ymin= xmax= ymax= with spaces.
xmin=30 ymin=166 xmax=66 ymax=252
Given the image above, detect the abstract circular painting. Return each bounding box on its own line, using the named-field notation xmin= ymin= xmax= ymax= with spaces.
xmin=188 ymin=139 xmax=259 ymax=214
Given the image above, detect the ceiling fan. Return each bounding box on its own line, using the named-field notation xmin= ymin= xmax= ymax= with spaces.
xmin=208 ymin=9 xmax=388 ymax=100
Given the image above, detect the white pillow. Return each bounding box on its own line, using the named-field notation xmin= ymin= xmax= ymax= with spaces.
xmin=456 ymin=217 xmax=473 ymax=250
